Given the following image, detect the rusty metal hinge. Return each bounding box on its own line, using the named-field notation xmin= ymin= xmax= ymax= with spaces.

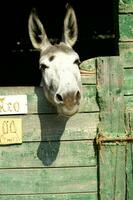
xmin=96 ymin=134 xmax=133 ymax=145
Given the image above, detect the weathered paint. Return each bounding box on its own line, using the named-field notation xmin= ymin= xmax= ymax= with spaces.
xmin=22 ymin=113 xmax=98 ymax=141
xmin=96 ymin=57 xmax=127 ymax=200
xmin=96 ymin=57 xmax=125 ymax=137
xmin=126 ymin=143 xmax=133 ymax=200
xmin=120 ymin=42 xmax=133 ymax=68
xmin=99 ymin=144 xmax=126 ymax=200
xmin=124 ymin=69 xmax=133 ymax=95
xmin=119 ymin=0 xmax=133 ymax=13
xmin=0 ymin=167 xmax=97 ymax=194
xmin=119 ymin=14 xmax=133 ymax=41
xmin=0 ymin=141 xmax=96 ymax=168
xmin=119 ymin=13 xmax=133 ymax=200
xmin=0 ymin=193 xmax=98 ymax=200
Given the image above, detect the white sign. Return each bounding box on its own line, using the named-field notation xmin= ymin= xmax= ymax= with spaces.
xmin=0 ymin=118 xmax=22 ymax=144
xmin=0 ymin=95 xmax=27 ymax=115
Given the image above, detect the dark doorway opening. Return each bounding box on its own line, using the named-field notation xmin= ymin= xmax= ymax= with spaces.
xmin=0 ymin=0 xmax=118 ymax=86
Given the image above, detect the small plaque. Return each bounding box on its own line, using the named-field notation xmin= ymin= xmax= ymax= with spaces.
xmin=0 ymin=118 xmax=22 ymax=145
xmin=0 ymin=95 xmax=27 ymax=115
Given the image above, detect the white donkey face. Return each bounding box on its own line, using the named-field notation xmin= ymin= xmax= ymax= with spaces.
xmin=28 ymin=5 xmax=82 ymax=117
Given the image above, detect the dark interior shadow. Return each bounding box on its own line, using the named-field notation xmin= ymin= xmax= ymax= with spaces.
xmin=35 ymin=87 xmax=68 ymax=166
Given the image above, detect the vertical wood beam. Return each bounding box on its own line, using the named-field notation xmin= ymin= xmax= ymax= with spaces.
xmin=96 ymin=57 xmax=125 ymax=137
xmin=96 ymin=57 xmax=126 ymax=200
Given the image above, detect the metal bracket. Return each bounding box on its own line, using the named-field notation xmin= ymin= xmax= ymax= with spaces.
xmin=96 ymin=134 xmax=133 ymax=145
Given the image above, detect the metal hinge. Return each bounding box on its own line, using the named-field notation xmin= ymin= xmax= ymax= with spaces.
xmin=96 ymin=134 xmax=133 ymax=145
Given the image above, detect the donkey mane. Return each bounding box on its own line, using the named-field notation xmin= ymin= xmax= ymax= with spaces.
xmin=40 ymin=43 xmax=75 ymax=56
xmin=49 ymin=38 xmax=60 ymax=45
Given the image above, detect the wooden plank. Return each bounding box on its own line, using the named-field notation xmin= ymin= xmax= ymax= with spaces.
xmin=125 ymin=110 xmax=133 ymax=200
xmin=0 ymin=86 xmax=98 ymax=113
xmin=81 ymin=85 xmax=99 ymax=112
xmin=80 ymin=58 xmax=96 ymax=84
xmin=0 ymin=193 xmax=98 ymax=200
xmin=119 ymin=42 xmax=133 ymax=68
xmin=99 ymin=144 xmax=126 ymax=200
xmin=96 ymin=57 xmax=125 ymax=137
xmin=96 ymin=57 xmax=126 ymax=199
xmin=22 ymin=113 xmax=99 ymax=141
xmin=0 ymin=113 xmax=98 ymax=142
xmin=81 ymin=75 xmax=96 ymax=85
xmin=119 ymin=14 xmax=133 ymax=41
xmin=125 ymin=96 xmax=133 ymax=112
xmin=0 ymin=141 xmax=96 ymax=168
xmin=126 ymin=143 xmax=133 ymax=200
xmin=129 ymin=113 xmax=133 ymax=133
xmin=119 ymin=0 xmax=133 ymax=13
xmin=80 ymin=58 xmax=96 ymax=71
xmin=124 ymin=69 xmax=133 ymax=95
xmin=0 ymin=167 xmax=97 ymax=194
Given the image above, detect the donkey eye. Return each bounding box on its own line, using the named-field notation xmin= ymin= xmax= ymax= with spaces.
xmin=74 ymin=59 xmax=81 ymax=66
xmin=39 ymin=64 xmax=49 ymax=70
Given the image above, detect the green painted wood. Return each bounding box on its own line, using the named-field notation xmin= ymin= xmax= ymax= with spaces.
xmin=0 ymin=193 xmax=98 ymax=200
xmin=119 ymin=0 xmax=133 ymax=13
xmin=80 ymin=58 xmax=96 ymax=84
xmin=99 ymin=144 xmax=126 ymax=200
xmin=125 ymin=112 xmax=133 ymax=134
xmin=125 ymin=111 xmax=133 ymax=133
xmin=96 ymin=57 xmax=126 ymax=199
xmin=82 ymin=85 xmax=98 ymax=112
xmin=96 ymin=57 xmax=125 ymax=137
xmin=0 ymin=85 xmax=98 ymax=113
xmin=124 ymin=69 xmax=133 ymax=95
xmin=80 ymin=58 xmax=96 ymax=71
xmin=125 ymin=108 xmax=133 ymax=200
xmin=0 ymin=167 xmax=97 ymax=194
xmin=126 ymin=143 xmax=133 ymax=200
xmin=130 ymin=113 xmax=133 ymax=133
xmin=119 ymin=14 xmax=133 ymax=41
xmin=81 ymin=75 xmax=96 ymax=85
xmin=125 ymin=96 xmax=133 ymax=112
xmin=120 ymin=42 xmax=133 ymax=68
xmin=125 ymin=105 xmax=133 ymax=200
xmin=0 ymin=113 xmax=99 ymax=142
xmin=124 ymin=112 xmax=133 ymax=136
xmin=0 ymin=141 xmax=96 ymax=168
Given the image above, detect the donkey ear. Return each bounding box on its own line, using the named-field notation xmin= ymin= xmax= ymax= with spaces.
xmin=63 ymin=4 xmax=78 ymax=47
xmin=28 ymin=8 xmax=51 ymax=50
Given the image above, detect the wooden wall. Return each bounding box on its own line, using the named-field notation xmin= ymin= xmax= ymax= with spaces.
xmin=119 ymin=1 xmax=133 ymax=199
xmin=0 ymin=68 xmax=99 ymax=199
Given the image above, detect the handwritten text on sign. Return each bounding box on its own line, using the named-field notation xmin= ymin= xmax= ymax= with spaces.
xmin=0 ymin=95 xmax=27 ymax=115
xmin=0 ymin=118 xmax=22 ymax=144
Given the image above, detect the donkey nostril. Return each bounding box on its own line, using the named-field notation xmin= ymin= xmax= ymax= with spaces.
xmin=55 ymin=93 xmax=63 ymax=103
xmin=76 ymin=91 xmax=81 ymax=102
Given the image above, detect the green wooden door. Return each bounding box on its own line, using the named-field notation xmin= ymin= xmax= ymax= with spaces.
xmin=96 ymin=1 xmax=133 ymax=199
xmin=96 ymin=56 xmax=132 ymax=200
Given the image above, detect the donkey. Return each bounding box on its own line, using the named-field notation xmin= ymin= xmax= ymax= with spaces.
xmin=28 ymin=4 xmax=82 ymax=117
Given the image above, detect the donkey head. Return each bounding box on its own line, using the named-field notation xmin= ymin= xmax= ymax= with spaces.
xmin=28 ymin=5 xmax=82 ymax=117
